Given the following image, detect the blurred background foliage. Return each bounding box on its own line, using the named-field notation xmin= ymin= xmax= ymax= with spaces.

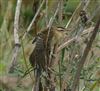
xmin=0 ymin=0 xmax=100 ymax=91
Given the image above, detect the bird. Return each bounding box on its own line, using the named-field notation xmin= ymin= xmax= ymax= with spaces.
xmin=29 ymin=26 xmax=66 ymax=71
xmin=29 ymin=26 xmax=66 ymax=91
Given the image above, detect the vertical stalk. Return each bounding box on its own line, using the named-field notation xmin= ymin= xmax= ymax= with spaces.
xmin=45 ymin=0 xmax=48 ymax=25
xmin=58 ymin=0 xmax=63 ymax=25
xmin=71 ymin=17 xmax=100 ymax=91
xmin=59 ymin=58 xmax=61 ymax=91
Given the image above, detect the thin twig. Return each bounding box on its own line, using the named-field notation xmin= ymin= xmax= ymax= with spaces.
xmin=45 ymin=0 xmax=48 ymax=25
xmin=57 ymin=37 xmax=76 ymax=52
xmin=58 ymin=0 xmax=63 ymax=25
xmin=71 ymin=17 xmax=100 ymax=91
xmin=65 ymin=1 xmax=82 ymax=28
xmin=21 ymin=40 xmax=34 ymax=82
xmin=22 ymin=0 xmax=45 ymax=40
xmin=9 ymin=0 xmax=22 ymax=73
xmin=58 ymin=1 xmax=64 ymax=90
xmin=47 ymin=3 xmax=60 ymax=29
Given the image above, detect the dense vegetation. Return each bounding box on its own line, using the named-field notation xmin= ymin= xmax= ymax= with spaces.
xmin=0 ymin=0 xmax=100 ymax=91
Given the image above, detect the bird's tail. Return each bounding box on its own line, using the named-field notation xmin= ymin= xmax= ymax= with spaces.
xmin=33 ymin=67 xmax=43 ymax=91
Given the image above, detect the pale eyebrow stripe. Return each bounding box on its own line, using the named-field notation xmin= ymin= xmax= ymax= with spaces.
xmin=57 ymin=27 xmax=65 ymax=31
